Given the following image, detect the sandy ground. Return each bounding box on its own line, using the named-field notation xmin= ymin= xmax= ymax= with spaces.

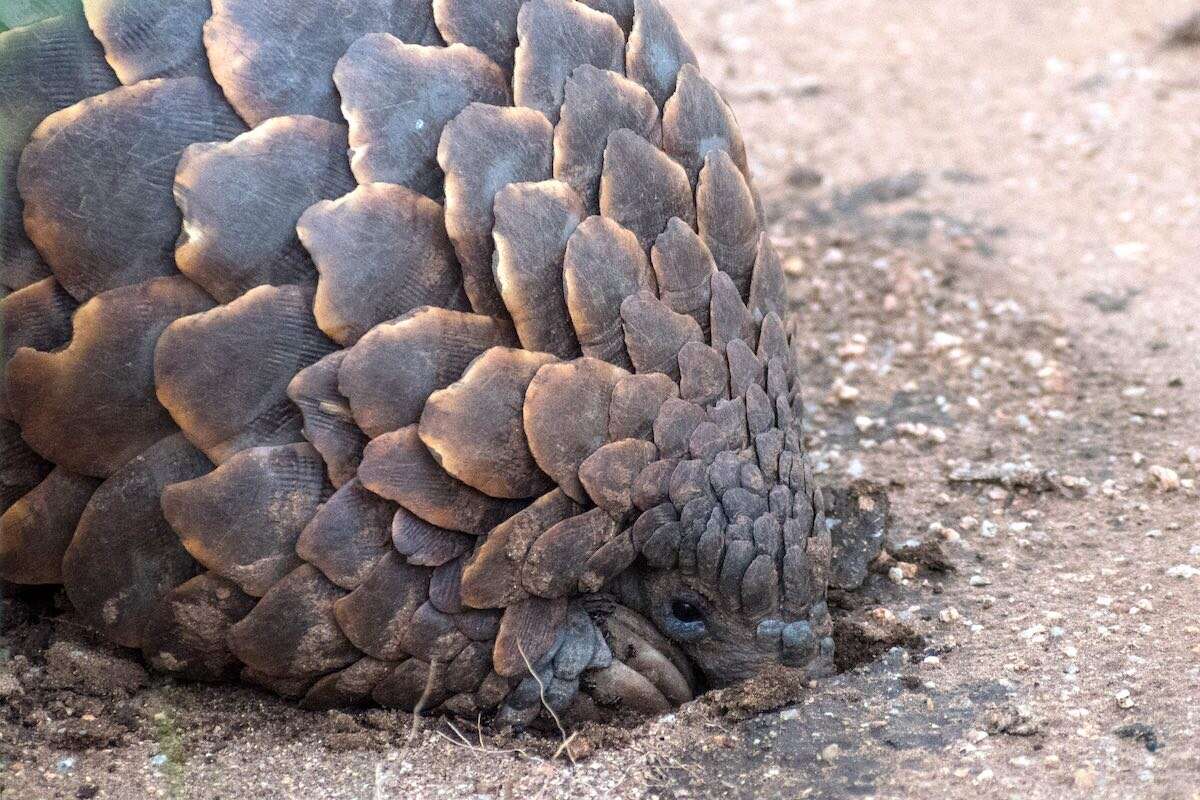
xmin=3 ymin=1 xmax=1199 ymax=798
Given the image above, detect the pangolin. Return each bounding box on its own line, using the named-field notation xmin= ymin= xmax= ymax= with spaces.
xmin=0 ymin=0 xmax=835 ymax=726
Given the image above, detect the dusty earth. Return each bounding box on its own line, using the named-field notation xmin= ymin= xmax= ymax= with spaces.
xmin=3 ymin=0 xmax=1199 ymax=798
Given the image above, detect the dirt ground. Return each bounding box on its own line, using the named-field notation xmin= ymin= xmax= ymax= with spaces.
xmin=3 ymin=1 xmax=1199 ymax=798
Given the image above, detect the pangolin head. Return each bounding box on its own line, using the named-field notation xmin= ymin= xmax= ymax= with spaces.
xmin=600 ymin=380 xmax=836 ymax=688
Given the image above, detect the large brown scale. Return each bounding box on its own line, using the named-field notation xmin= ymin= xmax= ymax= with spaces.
xmin=0 ymin=0 xmax=834 ymax=726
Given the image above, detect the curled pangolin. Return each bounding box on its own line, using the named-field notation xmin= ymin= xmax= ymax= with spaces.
xmin=0 ymin=0 xmax=839 ymax=726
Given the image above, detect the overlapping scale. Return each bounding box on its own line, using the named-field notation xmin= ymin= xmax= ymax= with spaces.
xmin=84 ymin=0 xmax=212 ymax=83
xmin=174 ymin=115 xmax=355 ymax=303
xmin=661 ymin=64 xmax=748 ymax=184
xmin=609 ymin=373 xmax=679 ymax=441
xmin=459 ymin=489 xmax=581 ymax=609
xmin=513 ymin=0 xmax=624 ymax=125
xmin=228 ymin=563 xmax=359 ymax=678
xmin=0 ymin=421 xmax=51 ymax=514
xmin=0 ymin=11 xmax=117 ymax=291
xmin=299 ymin=183 xmax=468 ymax=347
xmin=161 ymin=442 xmax=330 ymax=597
xmin=204 ymin=0 xmax=441 ymax=126
xmin=709 ymin=271 xmax=757 ymax=350
xmin=339 ymin=307 xmax=518 ymax=439
xmin=553 ymin=65 xmax=660 ymax=214
xmin=0 ymin=468 xmax=99 ymax=585
xmin=302 ymin=657 xmax=394 ymax=710
xmin=432 ymin=0 xmax=524 ymax=75
xmin=563 ymin=216 xmax=656 ymax=369
xmin=62 ymin=434 xmax=210 ymax=647
xmin=287 ymin=351 xmax=367 ymax=489
xmin=335 ymin=34 xmax=508 ymax=194
xmin=492 ymin=595 xmax=567 ymax=677
xmin=392 ymin=509 xmax=474 ymax=568
xmin=296 ymin=478 xmax=396 ymax=591
xmin=419 ymin=347 xmax=558 ymax=499
xmin=625 ymin=0 xmax=697 ymax=107
xmin=18 ymin=77 xmax=246 ymax=301
xmin=155 ymin=284 xmax=337 ymax=463
xmin=581 ymin=0 xmax=635 ymax=33
xmin=600 ymin=128 xmax=693 ymax=252
xmin=7 ymin=277 xmax=214 ymax=477
xmin=439 ymin=102 xmax=553 ymax=316
xmin=141 ymin=572 xmax=256 ymax=681
xmin=0 ymin=278 xmax=77 ymax=417
xmin=650 ymin=218 xmax=718 ymax=334
xmin=492 ymin=180 xmax=585 ymax=359
xmin=522 ymin=507 xmax=620 ymax=596
xmin=749 ymin=234 xmax=788 ymax=321
xmin=523 ymin=357 xmax=629 ymax=503
xmin=333 ymin=550 xmax=430 ymax=662
xmin=358 ymin=425 xmax=527 ymax=535
xmin=698 ymin=149 xmax=760 ymax=297
xmin=620 ymin=290 xmax=702 ymax=379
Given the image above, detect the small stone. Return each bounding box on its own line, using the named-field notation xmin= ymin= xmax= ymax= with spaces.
xmin=1073 ymin=768 xmax=1098 ymax=790
xmin=820 ymin=743 xmax=840 ymax=763
xmin=779 ymin=708 xmax=800 ymax=721
xmin=969 ymin=574 xmax=992 ymax=587
xmin=928 ymin=331 xmax=964 ymax=352
xmin=1148 ymin=465 xmax=1180 ymax=491
xmin=1115 ymin=689 xmax=1135 ymax=709
xmin=0 ymin=670 xmax=20 ymax=700
xmin=939 ymin=607 xmax=962 ymax=624
xmin=830 ymin=379 xmax=860 ymax=404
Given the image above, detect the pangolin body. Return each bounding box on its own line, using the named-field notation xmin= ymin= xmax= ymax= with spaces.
xmin=0 ymin=0 xmax=833 ymax=725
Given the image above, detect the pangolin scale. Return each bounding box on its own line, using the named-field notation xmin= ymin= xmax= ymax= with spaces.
xmin=0 ymin=0 xmax=835 ymax=726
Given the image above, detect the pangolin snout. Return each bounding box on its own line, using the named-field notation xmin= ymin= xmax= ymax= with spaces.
xmin=755 ymin=601 xmax=835 ymax=668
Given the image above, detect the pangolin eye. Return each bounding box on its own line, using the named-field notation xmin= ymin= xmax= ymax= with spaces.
xmin=671 ymin=599 xmax=705 ymax=624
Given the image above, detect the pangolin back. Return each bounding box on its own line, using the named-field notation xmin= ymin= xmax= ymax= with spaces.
xmin=0 ymin=0 xmax=829 ymax=724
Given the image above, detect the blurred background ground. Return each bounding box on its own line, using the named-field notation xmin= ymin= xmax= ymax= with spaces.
xmin=2 ymin=1 xmax=1199 ymax=798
